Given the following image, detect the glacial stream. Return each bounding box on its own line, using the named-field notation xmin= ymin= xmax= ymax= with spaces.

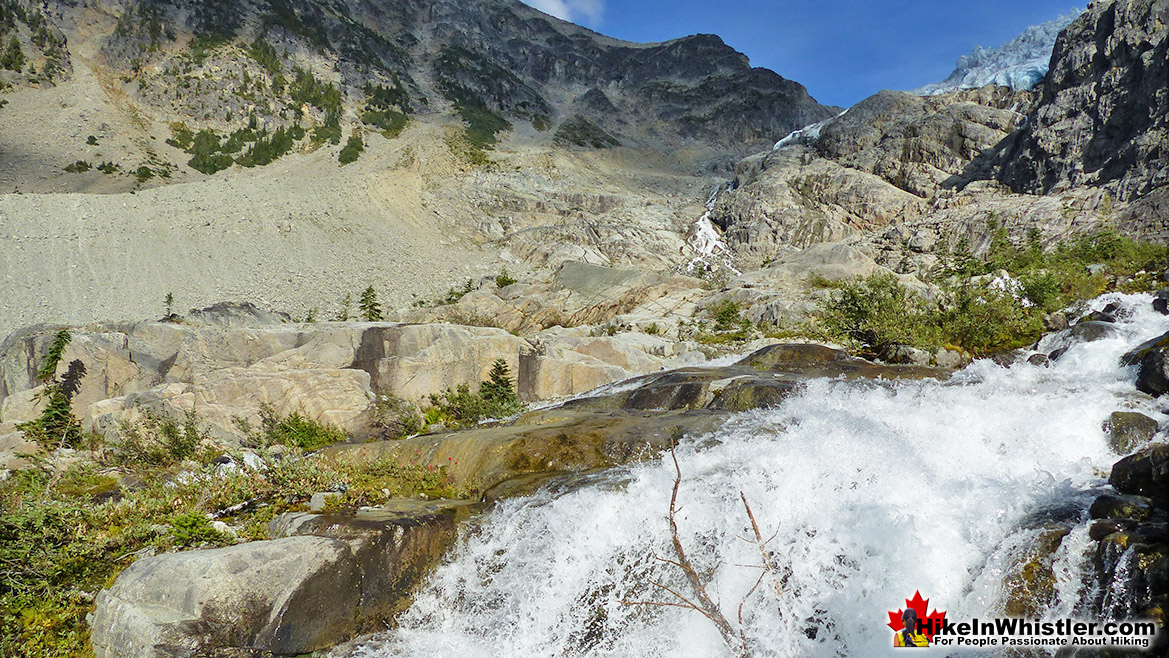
xmin=345 ymin=293 xmax=1165 ymax=657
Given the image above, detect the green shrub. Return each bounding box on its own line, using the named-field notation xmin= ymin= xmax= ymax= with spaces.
xmin=371 ymin=396 xmax=422 ymax=439
xmin=710 ymin=299 xmax=742 ymax=331
xmin=817 ymin=273 xmax=1045 ymax=357
xmin=110 ymin=410 xmax=206 ymax=466
xmin=361 ymin=82 xmax=411 ymax=138
xmin=444 ymin=278 xmax=474 ymax=304
xmin=495 ymin=268 xmax=517 ymax=288
xmin=18 ymin=331 xmax=88 ymax=450
xmin=338 ymin=132 xmax=363 ymax=164
xmin=1 ymin=35 xmax=23 ymax=71
xmin=427 ymin=359 xmax=522 ymax=428
xmin=169 ymin=511 xmax=226 ymax=547
xmin=62 ymin=160 xmax=90 ymax=173
xmin=248 ymin=38 xmax=282 ymax=76
xmin=819 ymin=274 xmax=936 ymax=355
xmin=239 ymin=403 xmax=348 ymax=451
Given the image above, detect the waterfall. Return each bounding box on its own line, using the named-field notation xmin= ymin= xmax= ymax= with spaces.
xmin=684 ymin=183 xmax=740 ymax=277
xmin=342 ymin=293 xmax=1165 ymax=657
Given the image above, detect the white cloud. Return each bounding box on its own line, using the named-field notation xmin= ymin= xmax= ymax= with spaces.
xmin=523 ymin=0 xmax=604 ymax=26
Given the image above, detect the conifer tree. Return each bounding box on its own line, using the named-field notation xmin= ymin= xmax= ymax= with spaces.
xmin=359 ymin=286 xmax=383 ymax=321
xmin=480 ymin=358 xmax=519 ymax=409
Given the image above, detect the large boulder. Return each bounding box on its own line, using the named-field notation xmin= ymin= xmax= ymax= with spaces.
xmin=91 ymin=501 xmax=471 ymax=658
xmin=91 ymin=537 xmax=362 ymax=658
xmin=1105 ymin=411 xmax=1160 ymax=454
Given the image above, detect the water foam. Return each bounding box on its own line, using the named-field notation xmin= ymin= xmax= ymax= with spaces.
xmin=344 ymin=294 xmax=1166 ymax=658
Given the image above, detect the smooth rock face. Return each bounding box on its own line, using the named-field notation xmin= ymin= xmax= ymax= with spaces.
xmin=91 ymin=537 xmax=362 ymax=658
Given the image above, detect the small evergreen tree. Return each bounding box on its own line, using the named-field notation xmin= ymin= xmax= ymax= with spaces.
xmin=479 ymin=358 xmax=521 ymax=417
xmin=37 ymin=329 xmax=71 ymax=381
xmin=359 ymin=286 xmax=383 ymax=321
xmin=335 ymin=292 xmax=353 ymax=321
xmin=20 ymin=330 xmax=87 ymax=448
xmin=164 ymin=292 xmax=175 ymax=317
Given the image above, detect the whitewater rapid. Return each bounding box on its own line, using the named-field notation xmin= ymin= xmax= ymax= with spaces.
xmin=345 ymin=293 xmax=1166 ymax=657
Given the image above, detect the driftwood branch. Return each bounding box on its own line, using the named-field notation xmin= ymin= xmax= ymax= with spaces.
xmin=621 ymin=448 xmax=792 ymax=658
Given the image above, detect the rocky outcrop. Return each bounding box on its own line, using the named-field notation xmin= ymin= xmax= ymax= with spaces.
xmin=91 ymin=501 xmax=472 ymax=658
xmin=0 ymin=302 xmax=724 ymax=452
xmin=991 ymin=0 xmax=1169 ymax=201
xmin=707 ymin=85 xmax=1098 ymax=270
xmin=815 ymin=88 xmax=1037 ymax=197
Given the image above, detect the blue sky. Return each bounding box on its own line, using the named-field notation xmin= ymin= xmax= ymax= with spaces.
xmin=523 ymin=1 xmax=1081 ymax=108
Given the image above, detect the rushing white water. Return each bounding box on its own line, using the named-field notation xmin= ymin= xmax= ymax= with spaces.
xmin=345 ymin=293 xmax=1166 ymax=658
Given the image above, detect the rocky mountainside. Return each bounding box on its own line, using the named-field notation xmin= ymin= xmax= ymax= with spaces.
xmin=5 ymin=0 xmax=836 ymax=180
xmin=989 ymin=0 xmax=1169 ymax=202
xmin=0 ymin=0 xmax=839 ymax=339
xmin=914 ymin=9 xmax=1083 ymax=95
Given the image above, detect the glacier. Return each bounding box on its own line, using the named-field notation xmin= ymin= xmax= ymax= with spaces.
xmin=914 ymin=9 xmax=1083 ymax=95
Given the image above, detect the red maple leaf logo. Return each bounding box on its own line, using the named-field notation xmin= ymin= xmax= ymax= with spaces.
xmin=887 ymin=591 xmax=947 ymax=641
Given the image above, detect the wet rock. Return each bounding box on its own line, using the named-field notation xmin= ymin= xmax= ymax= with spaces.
xmin=1027 ymin=353 xmax=1051 ymax=367
xmin=1093 ymin=527 xmax=1169 ymax=622
xmin=1136 ymin=349 xmax=1169 ymax=397
xmin=1089 ymin=519 xmax=1139 ymax=541
xmin=1001 ymin=525 xmax=1071 ymax=618
xmin=1153 ymin=289 xmax=1169 ymax=315
xmin=1121 ymin=330 xmax=1169 ymax=367
xmin=1109 ymin=444 xmax=1169 ymax=505
xmin=1081 ymin=310 xmax=1118 ymax=324
xmin=1090 ymin=494 xmax=1159 ymax=522
xmin=1066 ymin=321 xmax=1119 ymax=344
xmin=328 ymin=409 xmax=727 ymax=496
xmin=738 ymin=343 xmax=848 ymax=371
xmin=1044 ymin=312 xmax=1069 ymax=331
xmin=1104 ymin=411 xmax=1160 ymax=454
xmin=269 ymin=500 xmax=473 ymax=627
xmin=1047 ymin=322 xmax=1120 ymax=362
xmin=885 ymin=344 xmax=932 ymax=366
xmin=707 ymin=377 xmax=799 ymax=411
xmin=93 ymin=501 xmax=473 ymax=658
